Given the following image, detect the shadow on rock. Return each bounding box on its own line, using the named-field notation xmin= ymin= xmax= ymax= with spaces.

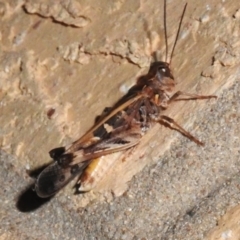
xmin=16 ymin=164 xmax=53 ymax=212
xmin=16 ymin=184 xmax=52 ymax=212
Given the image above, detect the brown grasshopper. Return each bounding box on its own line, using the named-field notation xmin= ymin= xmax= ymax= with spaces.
xmin=35 ymin=1 xmax=217 ymax=198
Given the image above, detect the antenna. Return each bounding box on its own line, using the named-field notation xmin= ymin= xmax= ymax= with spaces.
xmin=163 ymin=0 xmax=168 ymax=62
xmin=169 ymin=3 xmax=187 ymax=65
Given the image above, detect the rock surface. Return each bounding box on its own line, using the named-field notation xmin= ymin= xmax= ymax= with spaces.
xmin=0 ymin=0 xmax=240 ymax=239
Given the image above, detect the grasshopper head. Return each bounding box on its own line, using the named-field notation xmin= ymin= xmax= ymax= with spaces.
xmin=147 ymin=61 xmax=175 ymax=94
xmin=149 ymin=61 xmax=174 ymax=80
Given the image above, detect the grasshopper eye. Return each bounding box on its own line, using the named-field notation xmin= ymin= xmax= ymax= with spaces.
xmin=158 ymin=66 xmax=169 ymax=76
xmin=156 ymin=65 xmax=174 ymax=80
xmin=158 ymin=67 xmax=167 ymax=73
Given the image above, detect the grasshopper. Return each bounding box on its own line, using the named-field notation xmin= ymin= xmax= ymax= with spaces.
xmin=35 ymin=1 xmax=216 ymax=198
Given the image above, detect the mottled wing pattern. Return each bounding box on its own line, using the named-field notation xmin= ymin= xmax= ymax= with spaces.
xmin=60 ymin=94 xmax=150 ymax=164
xmin=35 ymin=94 xmax=154 ymax=197
xmin=65 ymin=94 xmax=142 ymax=150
